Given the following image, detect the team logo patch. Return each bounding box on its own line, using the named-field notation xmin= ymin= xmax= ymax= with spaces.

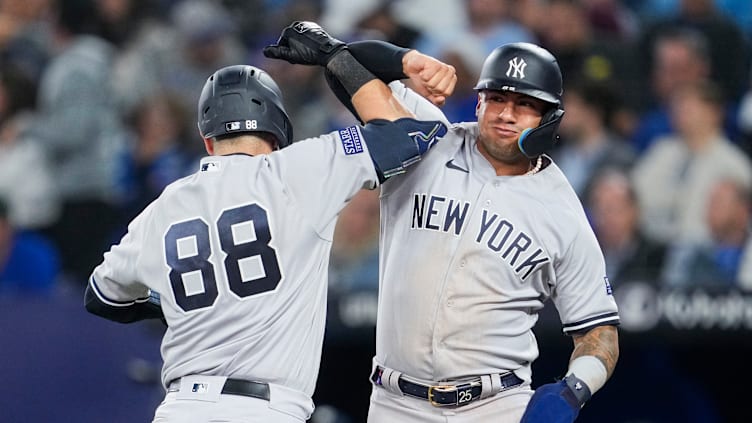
xmin=225 ymin=119 xmax=258 ymax=132
xmin=339 ymin=126 xmax=364 ymax=155
xmin=604 ymin=276 xmax=613 ymax=295
xmin=506 ymin=57 xmax=527 ymax=79
xmin=293 ymin=21 xmax=309 ymax=33
xmin=445 ymin=159 xmax=469 ymax=173
xmin=409 ymin=122 xmax=445 ymax=154
xmin=201 ymin=161 xmax=220 ymax=172
xmin=192 ymin=383 xmax=209 ymax=393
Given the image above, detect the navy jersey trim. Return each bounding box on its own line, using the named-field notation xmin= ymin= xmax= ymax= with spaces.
xmin=89 ymin=277 xmax=151 ymax=307
xmin=562 ymin=312 xmax=620 ymax=334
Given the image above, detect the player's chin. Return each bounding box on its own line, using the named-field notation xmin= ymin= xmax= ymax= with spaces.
xmin=490 ymin=135 xmax=522 ymax=153
xmin=483 ymin=140 xmax=523 ymax=162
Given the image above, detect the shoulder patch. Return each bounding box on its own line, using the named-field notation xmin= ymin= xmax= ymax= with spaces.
xmin=339 ymin=126 xmax=364 ymax=155
xmin=201 ymin=161 xmax=220 ymax=172
xmin=604 ymin=276 xmax=613 ymax=295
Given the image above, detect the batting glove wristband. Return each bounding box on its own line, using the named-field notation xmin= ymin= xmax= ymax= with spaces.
xmin=520 ymin=374 xmax=592 ymax=423
xmin=263 ymin=21 xmax=346 ymax=67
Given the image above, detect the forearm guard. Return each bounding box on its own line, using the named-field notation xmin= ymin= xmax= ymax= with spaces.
xmin=326 ymin=40 xmax=411 ymax=123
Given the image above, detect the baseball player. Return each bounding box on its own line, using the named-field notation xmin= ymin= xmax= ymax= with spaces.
xmin=83 ymin=22 xmax=453 ymax=423
xmin=267 ymin=31 xmax=620 ymax=423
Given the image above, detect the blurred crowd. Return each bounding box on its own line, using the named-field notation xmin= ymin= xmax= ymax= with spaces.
xmin=2 ymin=0 xmax=752 ymax=297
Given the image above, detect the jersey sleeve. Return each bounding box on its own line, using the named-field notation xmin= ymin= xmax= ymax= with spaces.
xmin=88 ymin=208 xmax=151 ymax=304
xmin=388 ymin=81 xmax=452 ymax=126
xmin=269 ymin=131 xmax=380 ymax=236
xmin=551 ymin=227 xmax=620 ymax=335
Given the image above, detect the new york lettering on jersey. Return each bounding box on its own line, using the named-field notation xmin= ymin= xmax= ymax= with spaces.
xmin=411 ymin=193 xmax=551 ymax=280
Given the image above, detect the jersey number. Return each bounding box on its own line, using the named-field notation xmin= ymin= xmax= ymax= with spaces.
xmin=164 ymin=204 xmax=281 ymax=312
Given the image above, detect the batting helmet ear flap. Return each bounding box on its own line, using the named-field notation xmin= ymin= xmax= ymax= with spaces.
xmin=518 ymin=107 xmax=564 ymax=158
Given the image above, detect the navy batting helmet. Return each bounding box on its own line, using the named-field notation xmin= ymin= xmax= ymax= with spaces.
xmin=474 ymin=42 xmax=565 ymax=158
xmin=198 ymin=65 xmax=293 ymax=148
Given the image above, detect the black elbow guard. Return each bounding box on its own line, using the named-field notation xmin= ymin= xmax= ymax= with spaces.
xmin=361 ymin=118 xmax=447 ymax=182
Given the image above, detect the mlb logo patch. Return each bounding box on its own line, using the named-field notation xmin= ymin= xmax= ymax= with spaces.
xmin=603 ymin=276 xmax=613 ymax=295
xmin=192 ymin=383 xmax=209 ymax=393
xmin=201 ymin=161 xmax=220 ymax=172
xmin=339 ymin=126 xmax=364 ymax=155
xmin=225 ymin=121 xmax=242 ymax=131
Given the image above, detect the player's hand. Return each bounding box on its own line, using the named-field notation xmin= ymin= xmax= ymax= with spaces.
xmin=402 ymin=50 xmax=457 ymax=106
xmin=520 ymin=375 xmax=591 ymax=423
xmin=263 ymin=21 xmax=346 ymax=67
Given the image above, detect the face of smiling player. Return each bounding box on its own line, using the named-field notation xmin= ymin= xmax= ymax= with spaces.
xmin=475 ymin=90 xmax=549 ymax=175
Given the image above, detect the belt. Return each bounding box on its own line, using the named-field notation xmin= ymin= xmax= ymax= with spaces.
xmin=370 ymin=366 xmax=523 ymax=407
xmin=167 ymin=378 xmax=270 ymax=401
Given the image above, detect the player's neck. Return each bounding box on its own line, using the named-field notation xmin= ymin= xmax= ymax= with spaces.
xmin=489 ymin=156 xmax=545 ymax=176
xmin=524 ymin=156 xmax=543 ymax=175
xmin=487 ymin=155 xmax=535 ymax=176
xmin=212 ymin=137 xmax=274 ymax=156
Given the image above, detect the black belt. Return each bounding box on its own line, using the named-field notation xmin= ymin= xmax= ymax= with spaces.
xmin=370 ymin=366 xmax=523 ymax=407
xmin=168 ymin=378 xmax=270 ymax=401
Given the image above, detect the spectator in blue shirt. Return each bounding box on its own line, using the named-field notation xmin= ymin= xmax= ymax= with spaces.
xmin=0 ymin=198 xmax=60 ymax=295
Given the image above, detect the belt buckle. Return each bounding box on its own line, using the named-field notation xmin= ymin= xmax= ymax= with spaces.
xmin=427 ymin=384 xmax=457 ymax=407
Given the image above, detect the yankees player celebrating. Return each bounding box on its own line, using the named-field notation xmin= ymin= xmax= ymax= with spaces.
xmin=83 ymin=23 xmax=453 ymax=423
xmin=268 ymin=31 xmax=620 ymax=423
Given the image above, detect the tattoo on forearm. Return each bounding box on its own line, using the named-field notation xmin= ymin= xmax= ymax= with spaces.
xmin=571 ymin=325 xmax=619 ymax=378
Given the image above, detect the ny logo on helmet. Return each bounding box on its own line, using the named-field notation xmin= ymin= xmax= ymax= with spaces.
xmin=506 ymin=57 xmax=527 ymax=79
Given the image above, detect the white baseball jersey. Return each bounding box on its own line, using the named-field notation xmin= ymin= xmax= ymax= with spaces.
xmin=89 ymin=128 xmax=378 ymax=399
xmin=376 ymin=82 xmax=620 ymax=384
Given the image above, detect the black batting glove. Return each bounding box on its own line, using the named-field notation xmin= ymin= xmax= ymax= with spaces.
xmin=263 ymin=21 xmax=346 ymax=66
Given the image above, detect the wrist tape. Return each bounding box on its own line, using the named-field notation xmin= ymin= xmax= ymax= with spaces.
xmin=326 ymin=50 xmax=377 ymax=96
xmin=566 ymin=355 xmax=608 ymax=396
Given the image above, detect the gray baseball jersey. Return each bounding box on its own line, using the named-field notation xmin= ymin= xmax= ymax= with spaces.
xmin=89 ymin=129 xmax=378 ymax=397
xmin=376 ymin=82 xmax=620 ymax=384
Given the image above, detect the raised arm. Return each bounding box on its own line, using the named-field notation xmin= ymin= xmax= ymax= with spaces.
xmin=263 ymin=22 xmax=412 ymax=122
xmin=317 ymin=40 xmax=457 ymax=122
xmin=264 ymin=21 xmax=450 ymax=181
xmin=328 ymin=54 xmax=412 ymax=123
xmin=347 ymin=40 xmax=457 ymax=106
xmin=264 ymin=24 xmax=456 ymax=119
